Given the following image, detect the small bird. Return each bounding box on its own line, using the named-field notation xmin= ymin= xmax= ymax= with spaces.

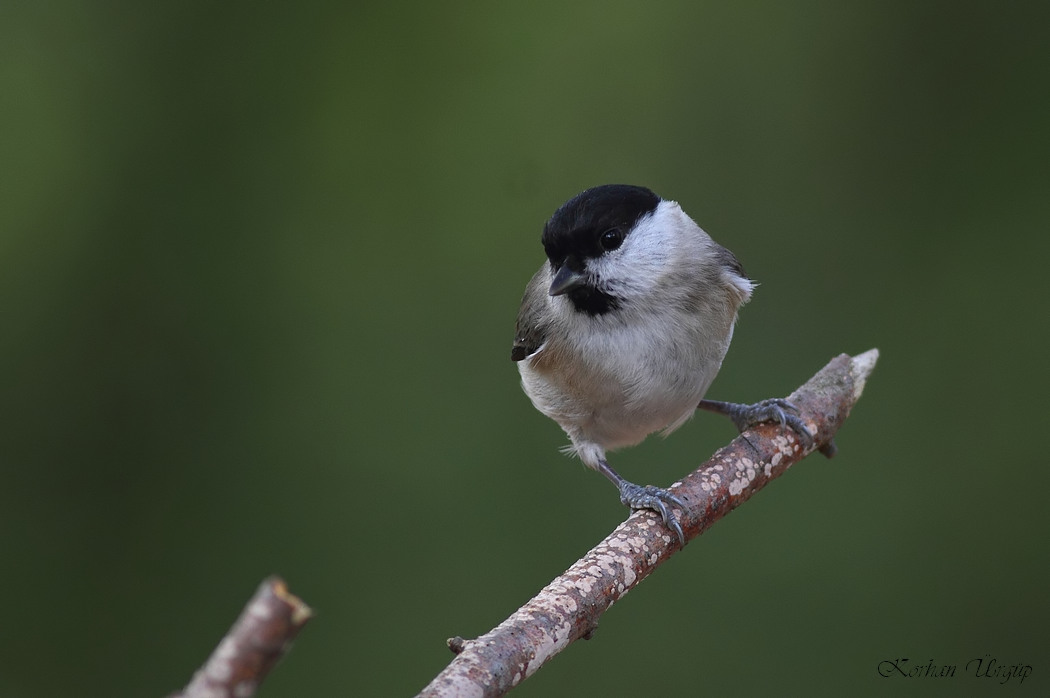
xmin=511 ymin=185 xmax=810 ymax=545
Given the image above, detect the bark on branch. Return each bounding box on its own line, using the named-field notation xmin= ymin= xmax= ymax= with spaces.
xmin=171 ymin=576 xmax=313 ymax=698
xmin=418 ymin=349 xmax=879 ymax=698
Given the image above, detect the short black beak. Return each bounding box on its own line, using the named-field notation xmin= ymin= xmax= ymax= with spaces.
xmin=549 ymin=265 xmax=586 ymax=296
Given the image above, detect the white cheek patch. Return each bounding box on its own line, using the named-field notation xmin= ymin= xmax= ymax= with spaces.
xmin=589 ymin=201 xmax=699 ymax=297
xmin=625 ymin=201 xmax=681 ymax=260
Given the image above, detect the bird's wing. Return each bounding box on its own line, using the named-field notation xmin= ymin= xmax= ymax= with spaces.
xmin=511 ymin=264 xmax=551 ymax=362
xmin=714 ymin=244 xmax=755 ymax=302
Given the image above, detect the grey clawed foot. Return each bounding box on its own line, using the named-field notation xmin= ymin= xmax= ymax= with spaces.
xmin=617 ymin=481 xmax=686 ymax=546
xmin=737 ymin=398 xmax=813 ymax=449
xmin=700 ymin=398 xmax=814 ymax=450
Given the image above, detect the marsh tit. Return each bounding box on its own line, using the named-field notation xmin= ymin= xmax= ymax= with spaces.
xmin=511 ymin=185 xmax=811 ymax=545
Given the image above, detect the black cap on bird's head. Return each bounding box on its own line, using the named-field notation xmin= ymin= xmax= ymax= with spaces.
xmin=540 ymin=185 xmax=661 ymax=315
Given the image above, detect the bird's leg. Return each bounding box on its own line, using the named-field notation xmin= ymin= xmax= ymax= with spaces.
xmin=698 ymin=398 xmax=815 ymax=450
xmin=596 ymin=459 xmax=686 ymax=546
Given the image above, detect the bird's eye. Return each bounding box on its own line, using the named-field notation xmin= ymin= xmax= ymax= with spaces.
xmin=599 ymin=228 xmax=623 ymax=251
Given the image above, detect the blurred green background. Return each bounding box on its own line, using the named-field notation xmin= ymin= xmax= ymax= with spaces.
xmin=2 ymin=1 xmax=1047 ymax=696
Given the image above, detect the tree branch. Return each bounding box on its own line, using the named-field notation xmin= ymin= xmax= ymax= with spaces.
xmin=171 ymin=576 xmax=313 ymax=698
xmin=417 ymin=349 xmax=879 ymax=698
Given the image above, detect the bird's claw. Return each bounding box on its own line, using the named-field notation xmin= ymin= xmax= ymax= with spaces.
xmin=618 ymin=481 xmax=686 ymax=546
xmin=713 ymin=398 xmax=814 ymax=450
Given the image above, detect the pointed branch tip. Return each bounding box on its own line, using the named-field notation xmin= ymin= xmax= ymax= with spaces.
xmin=849 ymin=348 xmax=879 ymax=400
